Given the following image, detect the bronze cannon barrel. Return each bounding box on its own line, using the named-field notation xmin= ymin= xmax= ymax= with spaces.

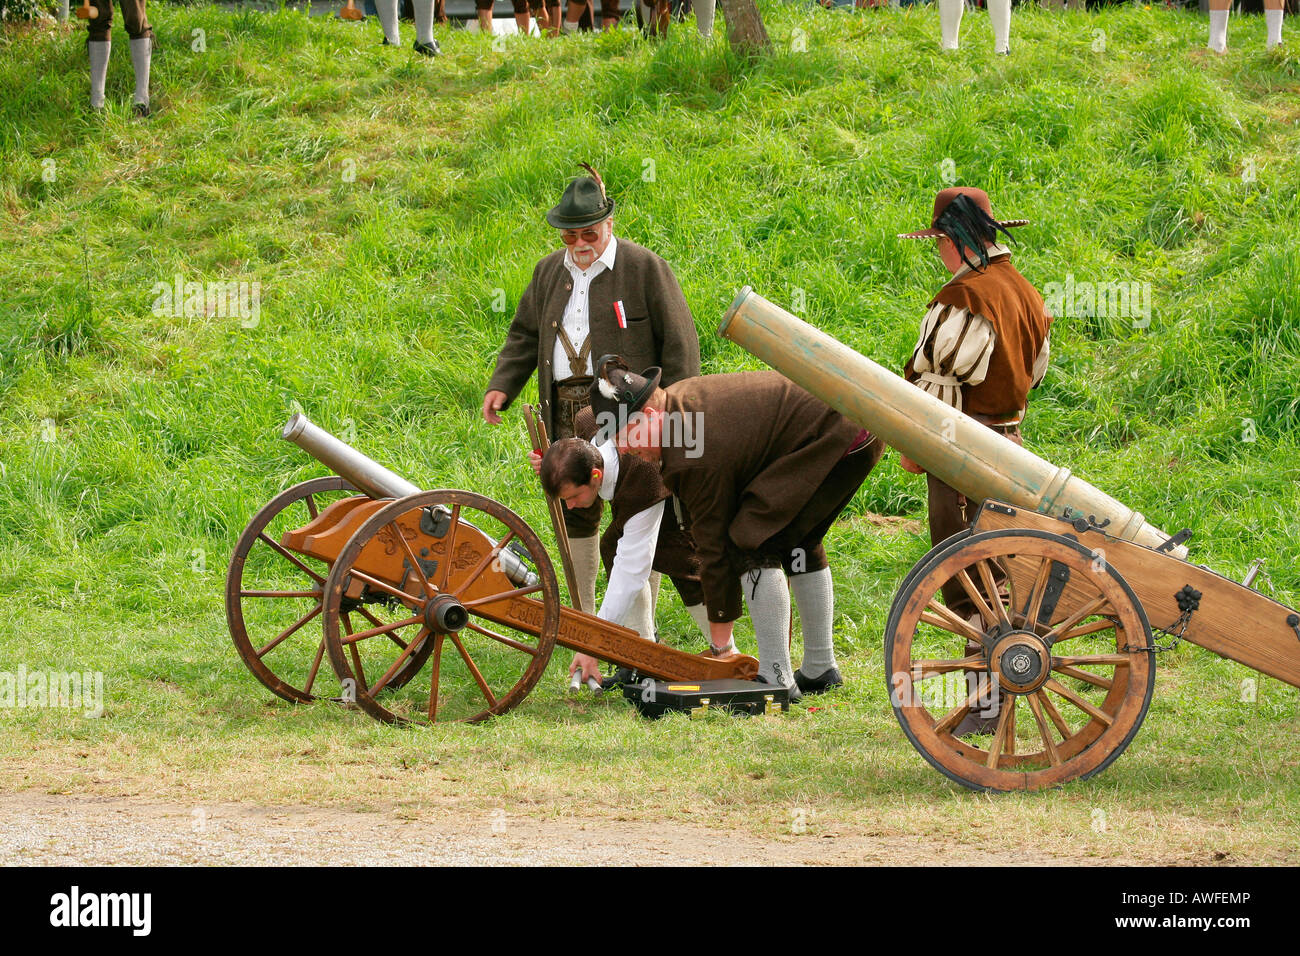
xmin=718 ymin=287 xmax=1186 ymax=557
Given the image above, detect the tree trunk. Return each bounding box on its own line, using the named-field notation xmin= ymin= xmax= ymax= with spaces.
xmin=717 ymin=0 xmax=771 ymax=52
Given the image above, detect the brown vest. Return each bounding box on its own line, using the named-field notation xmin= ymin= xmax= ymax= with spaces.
xmin=922 ymin=255 xmax=1052 ymax=418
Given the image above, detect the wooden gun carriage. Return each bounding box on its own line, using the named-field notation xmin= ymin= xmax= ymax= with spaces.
xmin=225 ymin=414 xmax=756 ymax=726
xmin=720 ymin=287 xmax=1300 ymax=792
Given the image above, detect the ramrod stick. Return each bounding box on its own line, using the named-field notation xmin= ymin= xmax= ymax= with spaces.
xmin=718 ymin=287 xmax=1186 ymax=558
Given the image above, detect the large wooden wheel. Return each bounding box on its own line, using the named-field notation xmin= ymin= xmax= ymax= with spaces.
xmin=321 ymin=491 xmax=560 ymax=725
xmin=886 ymin=528 xmax=1155 ymax=792
xmin=226 ymin=477 xmax=432 ymax=702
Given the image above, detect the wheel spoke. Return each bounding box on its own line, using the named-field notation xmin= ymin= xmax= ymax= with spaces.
xmin=1038 ymin=688 xmax=1071 ymax=738
xmin=304 ymin=493 xmax=319 ymax=519
xmin=1021 ymin=557 xmax=1053 ymax=629
xmin=922 ymin=599 xmax=985 ymax=643
xmin=240 ymin=589 xmax=320 ymax=598
xmin=256 ymin=603 xmax=321 ymax=658
xmin=954 ymin=568 xmax=998 ymax=630
xmin=392 ymin=521 xmax=434 ymax=600
xmin=1054 ymin=663 xmax=1114 ymax=690
xmin=448 ymin=632 xmax=498 ymax=708
xmin=258 ymin=532 xmax=326 ymax=585
xmin=451 ymin=529 xmax=517 ymax=599
xmin=303 ymin=637 xmax=327 ymax=695
xmin=1054 ymin=654 xmax=1131 ymax=667
xmin=986 ymin=696 xmax=1015 ymax=769
xmin=427 ymin=633 xmax=446 ymax=721
xmin=911 ymin=653 xmax=985 ymax=681
xmin=932 ymin=681 xmax=985 ymax=736
xmin=354 ymin=606 xmax=410 ymax=650
xmin=462 ymin=584 xmax=544 ymax=608
xmin=341 ymin=614 xmax=424 ymax=645
xmin=344 ymin=568 xmax=424 ymax=607
xmin=1042 ymin=594 xmax=1112 ymax=644
xmin=368 ymin=627 xmax=430 ymax=697
xmin=1044 ymin=678 xmax=1113 ymax=726
xmin=975 ymin=559 xmax=1011 ymax=628
xmin=465 ymin=620 xmax=538 ymax=656
xmin=435 ymin=505 xmax=461 ymax=593
xmin=343 ymin=613 xmax=366 ymax=690
xmin=1026 ymin=691 xmax=1062 ymax=766
xmin=1053 ymin=617 xmax=1119 ymax=642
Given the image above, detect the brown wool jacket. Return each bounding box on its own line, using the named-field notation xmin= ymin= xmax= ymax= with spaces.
xmin=485 ymin=239 xmax=701 ymax=438
xmin=657 ymin=371 xmax=861 ymax=623
xmin=905 ymin=254 xmax=1052 ymax=418
xmin=573 ymin=408 xmax=701 ymax=584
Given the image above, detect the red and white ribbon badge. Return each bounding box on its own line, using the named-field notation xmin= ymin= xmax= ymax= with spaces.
xmin=614 ymin=300 xmax=627 ymax=329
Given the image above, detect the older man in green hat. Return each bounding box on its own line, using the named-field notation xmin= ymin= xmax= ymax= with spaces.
xmin=482 ymin=165 xmax=700 ymax=617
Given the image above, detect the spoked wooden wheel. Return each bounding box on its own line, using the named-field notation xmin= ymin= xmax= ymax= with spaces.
xmin=886 ymin=528 xmax=1155 ymax=792
xmin=322 ymin=490 xmax=560 ymax=725
xmin=226 ymin=477 xmax=432 ymax=702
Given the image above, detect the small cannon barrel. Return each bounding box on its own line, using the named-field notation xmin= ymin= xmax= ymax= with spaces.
xmin=280 ymin=413 xmax=538 ymax=587
xmin=719 ymin=287 xmax=1186 ymax=558
xmin=282 ymin=413 xmax=422 ymax=501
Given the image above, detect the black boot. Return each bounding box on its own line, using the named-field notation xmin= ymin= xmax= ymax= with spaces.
xmin=794 ymin=665 xmax=843 ymax=694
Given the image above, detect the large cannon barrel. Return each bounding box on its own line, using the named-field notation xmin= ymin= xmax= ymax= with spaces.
xmin=282 ymin=413 xmax=422 ymax=501
xmin=718 ymin=287 xmax=1186 ymax=558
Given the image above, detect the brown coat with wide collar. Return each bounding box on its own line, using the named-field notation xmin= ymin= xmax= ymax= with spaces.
xmin=658 ymin=371 xmax=861 ymax=622
xmin=485 ymin=239 xmax=701 ymax=438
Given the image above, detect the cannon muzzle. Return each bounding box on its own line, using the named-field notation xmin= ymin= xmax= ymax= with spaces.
xmin=718 ymin=287 xmax=1186 ymax=558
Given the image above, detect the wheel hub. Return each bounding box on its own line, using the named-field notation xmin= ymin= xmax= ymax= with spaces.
xmin=424 ymin=593 xmax=469 ymax=634
xmin=988 ymin=631 xmax=1051 ymax=694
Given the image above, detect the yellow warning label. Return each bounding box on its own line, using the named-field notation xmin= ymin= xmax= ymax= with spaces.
xmin=667 ymin=685 xmax=701 ymax=691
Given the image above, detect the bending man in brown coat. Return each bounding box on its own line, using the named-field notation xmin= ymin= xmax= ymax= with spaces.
xmin=482 ymin=167 xmax=700 ymax=618
xmin=590 ymin=355 xmax=884 ymax=700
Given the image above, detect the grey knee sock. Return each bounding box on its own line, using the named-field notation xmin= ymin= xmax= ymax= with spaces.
xmin=375 ymin=0 xmax=401 ymax=44
xmin=694 ymin=0 xmax=715 ymax=36
xmin=413 ymin=0 xmax=435 ymax=45
xmin=987 ymin=0 xmax=1010 ymax=53
xmin=685 ymin=603 xmax=711 ymax=638
xmin=626 ymin=580 xmax=656 ymax=643
xmin=741 ymin=567 xmax=794 ymax=688
xmin=938 ymin=0 xmax=963 ymax=49
xmin=790 ymin=567 xmax=836 ymax=677
xmin=89 ymin=39 xmax=111 ymax=109
xmin=128 ymin=37 xmax=151 ymax=107
xmin=567 ymin=535 xmax=600 ymax=617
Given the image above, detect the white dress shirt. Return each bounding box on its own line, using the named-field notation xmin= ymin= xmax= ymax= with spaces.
xmin=592 ymin=437 xmax=664 ymax=628
xmin=552 ymin=236 xmax=619 ymax=379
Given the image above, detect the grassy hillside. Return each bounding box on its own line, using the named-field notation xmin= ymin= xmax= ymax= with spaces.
xmin=2 ymin=4 xmax=1299 ymax=860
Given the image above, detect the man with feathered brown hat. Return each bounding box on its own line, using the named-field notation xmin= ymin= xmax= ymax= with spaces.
xmin=898 ymin=186 xmax=1052 ymax=733
xmin=482 ymin=166 xmax=700 ymax=619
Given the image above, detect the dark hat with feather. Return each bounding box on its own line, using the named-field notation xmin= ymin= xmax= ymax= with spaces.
xmin=587 ymin=354 xmax=662 ymax=424
xmin=546 ymin=163 xmax=616 ymax=230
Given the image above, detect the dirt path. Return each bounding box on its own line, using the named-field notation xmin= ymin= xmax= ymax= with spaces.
xmin=0 ymin=793 xmax=1196 ymax=866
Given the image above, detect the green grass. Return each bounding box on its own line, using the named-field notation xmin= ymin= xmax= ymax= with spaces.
xmin=2 ymin=3 xmax=1299 ymax=860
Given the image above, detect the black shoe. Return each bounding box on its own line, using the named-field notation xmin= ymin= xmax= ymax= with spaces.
xmin=381 ymin=37 xmax=395 ymax=45
xmin=133 ymin=102 xmax=151 ymax=118
xmin=600 ymin=667 xmax=637 ymax=691
xmin=794 ymin=665 xmax=843 ymax=694
xmin=756 ymin=674 xmax=802 ymax=703
xmin=413 ymin=38 xmax=441 ymax=56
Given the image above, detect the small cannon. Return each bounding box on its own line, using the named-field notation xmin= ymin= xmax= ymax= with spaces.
xmin=721 ymin=287 xmax=1300 ymax=792
xmin=226 ymin=414 xmax=757 ymax=725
